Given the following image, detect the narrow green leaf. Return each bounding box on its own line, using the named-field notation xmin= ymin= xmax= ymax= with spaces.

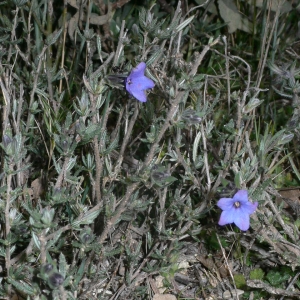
xmin=46 ymin=28 xmax=63 ymax=46
xmin=32 ymin=232 xmax=40 ymax=250
xmin=176 ymin=15 xmax=195 ymax=32
xmin=8 ymin=278 xmax=36 ymax=296
xmin=59 ymin=253 xmax=67 ymax=278
xmin=193 ymin=131 xmax=202 ymax=163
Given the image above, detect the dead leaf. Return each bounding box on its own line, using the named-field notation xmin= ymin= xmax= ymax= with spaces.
xmin=277 ymin=187 xmax=300 ymax=216
xmin=68 ymin=12 xmax=79 ymax=40
xmin=196 ymin=254 xmax=229 ymax=278
xmin=31 ymin=177 xmax=44 ymax=200
xmin=24 ymin=187 xmax=34 ymax=200
xmin=153 ymin=275 xmax=166 ymax=294
xmin=278 ymin=187 xmax=300 ymax=202
xmin=218 ymin=0 xmax=251 ymax=33
xmin=67 ymin=1 xmax=114 ymax=40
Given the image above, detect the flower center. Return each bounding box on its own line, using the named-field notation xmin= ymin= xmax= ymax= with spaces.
xmin=234 ymin=201 xmax=241 ymax=208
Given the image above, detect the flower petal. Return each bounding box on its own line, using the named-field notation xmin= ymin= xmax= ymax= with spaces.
xmin=129 ymin=89 xmax=147 ymax=102
xmin=126 ymin=76 xmax=154 ymax=102
xmin=240 ymin=201 xmax=258 ymax=215
xmin=233 ymin=190 xmax=248 ymax=203
xmin=130 ymin=76 xmax=155 ymax=90
xmin=233 ymin=209 xmax=250 ymax=231
xmin=217 ymin=198 xmax=235 ymax=210
xmin=125 ymin=62 xmax=155 ymax=102
xmin=129 ymin=62 xmax=147 ymax=78
xmin=218 ymin=210 xmax=235 ymax=225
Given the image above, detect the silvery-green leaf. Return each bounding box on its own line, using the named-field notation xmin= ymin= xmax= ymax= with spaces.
xmin=193 ymin=131 xmax=202 ymax=163
xmin=46 ymin=28 xmax=63 ymax=46
xmin=41 ymin=208 xmax=55 ymax=226
xmin=83 ymin=75 xmax=95 ymax=94
xmin=278 ymin=133 xmax=294 ymax=145
xmin=66 ymin=156 xmax=77 ymax=171
xmin=243 ymin=98 xmax=264 ymax=113
xmin=0 ymin=34 xmax=10 ymax=43
xmin=32 ymin=232 xmax=40 ymax=250
xmin=59 ymin=253 xmax=67 ymax=278
xmin=71 ymin=209 xmax=101 ymax=227
xmin=176 ymin=15 xmax=195 ymax=32
xmin=8 ymin=278 xmax=36 ymax=296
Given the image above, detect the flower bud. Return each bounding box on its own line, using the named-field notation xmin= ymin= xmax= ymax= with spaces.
xmin=181 ymin=109 xmax=202 ymax=125
xmin=41 ymin=264 xmax=54 ymax=275
xmin=2 ymin=135 xmax=12 ymax=147
xmin=48 ymin=272 xmax=64 ymax=289
xmin=40 ymin=263 xmax=56 ymax=281
xmin=80 ymin=227 xmax=93 ymax=244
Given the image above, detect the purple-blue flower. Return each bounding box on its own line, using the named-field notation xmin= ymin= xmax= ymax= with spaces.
xmin=217 ymin=190 xmax=258 ymax=231
xmin=125 ymin=62 xmax=155 ymax=102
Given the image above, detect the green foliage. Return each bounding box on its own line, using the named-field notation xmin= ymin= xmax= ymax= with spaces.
xmin=206 ymin=231 xmax=228 ymax=251
xmin=234 ymin=274 xmax=246 ymax=289
xmin=266 ymin=269 xmax=291 ymax=287
xmin=242 ymin=290 xmax=267 ymax=300
xmin=0 ymin=0 xmax=299 ymax=298
xmin=250 ymin=268 xmax=265 ymax=280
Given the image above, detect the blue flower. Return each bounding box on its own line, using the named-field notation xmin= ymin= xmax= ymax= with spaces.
xmin=217 ymin=190 xmax=258 ymax=231
xmin=125 ymin=62 xmax=155 ymax=102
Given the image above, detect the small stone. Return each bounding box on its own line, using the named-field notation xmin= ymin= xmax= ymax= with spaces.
xmin=223 ymin=290 xmax=232 ymax=299
xmin=154 ymin=275 xmax=166 ymax=294
xmin=153 ymin=294 xmax=176 ymax=300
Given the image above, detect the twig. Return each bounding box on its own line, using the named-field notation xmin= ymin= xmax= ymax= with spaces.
xmin=279 ymin=272 xmax=300 ymax=300
xmin=222 ymin=36 xmax=231 ymax=112
xmin=113 ymin=20 xmax=127 ymax=66
xmin=54 ymin=157 xmax=70 ymax=189
xmin=201 ymin=123 xmax=211 ymax=192
xmin=25 ymin=46 xmax=48 ymax=133
xmin=5 ymin=164 xmax=14 ymax=297
xmin=116 ymin=102 xmax=139 ymax=168
xmin=110 ymin=243 xmax=159 ymax=300
xmin=216 ymin=233 xmax=239 ymax=300
xmin=231 ymin=55 xmax=251 ymax=157
xmin=255 ymin=0 xmax=284 ymax=88
xmin=39 ymin=230 xmax=47 ymax=264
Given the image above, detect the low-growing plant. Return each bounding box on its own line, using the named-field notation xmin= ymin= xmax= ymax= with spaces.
xmin=0 ymin=0 xmax=300 ymax=299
